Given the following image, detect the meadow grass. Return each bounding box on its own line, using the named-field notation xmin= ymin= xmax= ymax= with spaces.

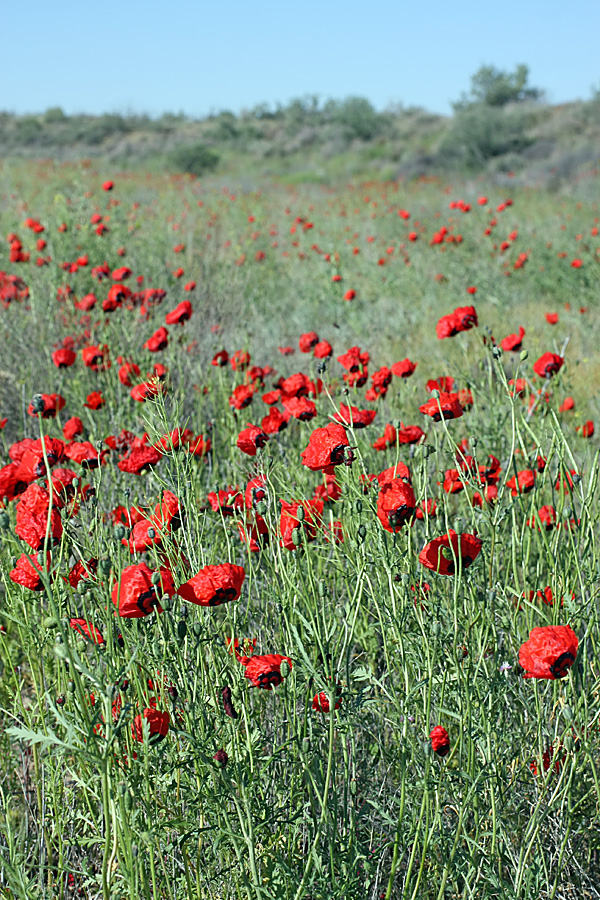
xmin=0 ymin=162 xmax=599 ymax=899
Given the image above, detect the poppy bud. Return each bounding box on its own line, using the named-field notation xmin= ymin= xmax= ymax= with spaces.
xmin=572 ymin=474 xmax=581 ymax=485
xmin=30 ymin=393 xmax=45 ymax=414
xmin=318 ymin=580 xmax=327 ymax=598
xmin=562 ymin=705 xmax=573 ymax=721
xmin=0 ymin=511 xmax=10 ymax=530
xmin=57 ymin=694 xmax=66 ymax=706
xmin=150 ymin=571 xmax=161 ymax=585
xmin=114 ymin=525 xmax=126 ymax=540
xmin=350 ymin=778 xmax=357 ymax=795
xmin=564 ymin=734 xmax=574 ymax=752
xmin=357 ymin=524 xmax=367 ymax=543
xmin=67 ymin=680 xmax=75 ymax=693
xmin=180 ymin=604 xmax=188 ymax=618
xmin=43 ymin=616 xmax=58 ymax=629
xmin=431 ymin=389 xmax=440 ymax=399
xmin=177 ymin=620 xmax=187 ymax=639
xmin=280 ymin=660 xmax=291 ymax=679
xmin=563 ymin=506 xmax=573 ymax=519
xmin=161 ymin=596 xmax=172 ymax=611
xmin=292 ymin=527 xmax=303 ymax=547
xmin=192 ymin=622 xmax=202 ymax=637
xmin=520 ymin=349 xmax=528 ymax=361
xmin=354 ymin=499 xmax=363 ymax=514
xmin=296 ymin=506 xmax=305 ymax=522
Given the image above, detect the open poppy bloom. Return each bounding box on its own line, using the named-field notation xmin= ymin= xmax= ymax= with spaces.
xmin=69 ymin=618 xmax=104 ymax=645
xmin=533 ymin=352 xmax=564 ymax=378
xmin=237 ymin=424 xmax=269 ymax=456
xmin=419 ymin=531 xmax=482 ymax=576
xmin=112 ymin=563 xmax=174 ymax=618
xmin=279 ymin=499 xmax=323 ymax=550
xmin=419 ymin=392 xmax=464 ymax=421
xmin=177 ymin=563 xmax=245 ymax=606
xmin=132 ymin=708 xmax=170 ymax=744
xmin=377 ymin=478 xmax=416 ymax=532
xmin=9 ymin=552 xmax=51 ymax=591
xmin=507 ymin=469 xmax=536 ymax=496
xmin=301 ymin=422 xmax=350 ymax=473
xmin=500 ymin=326 xmax=525 ymax=352
xmin=519 ymin=626 xmax=578 ymax=679
xmin=16 ymin=483 xmax=63 ymax=549
xmin=165 ymin=300 xmax=193 ymax=325
xmin=391 ymin=358 xmax=417 ymax=378
xmin=333 ymin=404 xmax=376 ymax=429
xmin=242 ymin=653 xmax=292 ymax=689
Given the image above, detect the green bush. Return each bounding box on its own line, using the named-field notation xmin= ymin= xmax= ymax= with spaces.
xmin=169 ymin=142 xmax=220 ymax=175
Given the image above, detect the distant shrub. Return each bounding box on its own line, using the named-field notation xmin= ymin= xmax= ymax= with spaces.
xmin=440 ymin=104 xmax=533 ymax=168
xmin=169 ymin=142 xmax=220 ymax=175
xmin=44 ymin=107 xmax=66 ymax=124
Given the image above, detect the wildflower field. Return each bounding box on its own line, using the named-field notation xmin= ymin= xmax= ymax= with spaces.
xmin=0 ymin=162 xmax=599 ymax=899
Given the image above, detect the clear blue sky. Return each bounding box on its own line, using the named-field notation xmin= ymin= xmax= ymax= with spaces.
xmin=2 ymin=0 xmax=598 ymax=117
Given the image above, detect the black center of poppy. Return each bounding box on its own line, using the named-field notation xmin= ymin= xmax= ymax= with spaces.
xmin=550 ymin=651 xmax=575 ymax=678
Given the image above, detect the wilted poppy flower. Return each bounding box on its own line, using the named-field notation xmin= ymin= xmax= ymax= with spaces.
xmin=500 ymin=326 xmax=525 ymax=352
xmin=177 ymin=563 xmax=245 ymax=607
xmin=391 ymin=358 xmax=417 ymax=378
xmin=301 ymin=422 xmax=350 ymax=473
xmin=237 ymin=424 xmax=269 ymax=456
xmin=112 ymin=563 xmax=174 ymax=618
xmin=237 ymin=513 xmax=270 ymax=552
xmin=242 ymin=653 xmax=292 ymax=689
xmin=430 ymin=726 xmax=450 ymax=756
xmin=9 ymin=552 xmax=51 ymax=591
xmin=231 ymin=349 xmax=251 ymax=371
xmin=165 ymin=300 xmax=192 ymax=325
xmin=519 ymin=626 xmax=578 ymax=679
xmin=132 ymin=708 xmax=170 ymax=744
xmin=419 ymin=531 xmax=482 ymax=576
xmin=533 ymin=352 xmax=563 ymax=378
xmin=419 ymin=392 xmax=464 ymax=421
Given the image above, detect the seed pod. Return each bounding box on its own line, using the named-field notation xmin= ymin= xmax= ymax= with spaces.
xmin=562 ymin=705 xmax=573 ymax=721
xmin=30 ymin=393 xmax=45 ymax=414
xmin=161 ymin=596 xmax=172 ymax=612
xmin=296 ymin=506 xmax=305 ymax=522
xmin=222 ymin=685 xmax=238 ymax=719
xmin=520 ymin=349 xmax=528 ymax=361
xmin=354 ymin=499 xmax=363 ymax=515
xmin=350 ymin=778 xmax=357 ymax=796
xmin=192 ymin=622 xmax=202 ymax=637
xmin=280 ymin=660 xmax=291 ymax=679
xmin=114 ymin=524 xmax=126 ymax=541
xmin=357 ymin=524 xmax=367 ymax=543
xmin=0 ymin=511 xmax=10 ymax=530
xmin=150 ymin=571 xmax=161 ymax=585
xmin=177 ymin=620 xmax=187 ymax=640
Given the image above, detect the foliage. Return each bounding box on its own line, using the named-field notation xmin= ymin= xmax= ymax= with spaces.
xmin=168 ymin=142 xmax=220 ymax=175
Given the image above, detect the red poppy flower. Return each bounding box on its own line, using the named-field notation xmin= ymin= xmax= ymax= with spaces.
xmin=9 ymin=552 xmax=51 ymax=591
xmin=81 ymin=345 xmax=110 ymax=371
xmin=207 ymin=486 xmax=243 ymax=516
xmin=391 ymin=358 xmax=417 ymax=378
xmin=165 ymin=300 xmax=193 ymax=325
xmin=312 ymin=686 xmax=342 ymax=712
xmin=299 ymin=331 xmax=319 ymax=352
xmin=559 ymin=396 xmax=574 ymax=412
xmin=237 ymin=424 xmax=269 ymax=456
xmin=533 ymin=352 xmax=563 ymax=378
xmin=545 ymin=312 xmax=559 ymax=325
xmin=242 ymin=654 xmax=292 ymax=689
xmin=69 ymin=618 xmax=104 ymax=644
xmin=212 ymin=349 xmax=229 ymax=367
xmin=279 ymin=498 xmax=323 ymax=550
xmin=333 ymin=404 xmax=377 ymax=429
xmin=500 ymin=326 xmax=525 ymax=352
xmin=112 ymin=563 xmax=174 ymax=618
xmin=519 ymin=626 xmax=578 ymax=679
xmin=436 ymin=306 xmax=477 ymax=339
xmin=16 ymin=483 xmax=63 ymax=549
xmin=419 ymin=531 xmax=482 ymax=576
xmin=177 ymin=563 xmax=245 ymax=607
xmin=577 ymin=420 xmax=594 ymax=438
xmin=16 ymin=436 xmax=65 ymax=480
xmin=419 ymin=392 xmax=464 ymax=421
xmin=282 ymin=395 xmax=317 ymax=421
xmin=430 ymin=725 xmax=450 ymax=756
xmin=427 ymin=377 xmax=455 ymax=394
xmin=229 ymin=384 xmax=255 ymax=410
xmin=313 ymin=339 xmax=332 ymax=358
xmin=377 ymin=478 xmax=416 ymax=532
xmin=343 ymin=289 xmax=356 ymax=301
xmin=377 ymin=462 xmax=412 ymax=486
xmin=27 ymin=393 xmax=65 ymax=419
xmin=0 ymin=463 xmax=28 ymax=502
xmin=62 ymin=417 xmax=84 ymax=441
xmin=102 ymin=180 xmax=114 ymax=191
xmin=262 ymin=407 xmax=288 ymax=434
xmin=237 ymin=513 xmax=270 ymax=552
xmin=507 ymin=469 xmax=536 ymax=496
xmin=84 ymin=391 xmax=105 ymax=410
xmin=301 ymin=422 xmax=350 ymax=473
xmin=245 ymin=475 xmax=267 ymax=510
xmin=132 ymin=708 xmax=170 ymax=744
xmin=63 ymin=441 xmax=101 ymax=468
xmin=231 ymin=350 xmax=251 ymax=371
xmin=144 ymin=327 xmax=169 ymax=353
xmin=52 ymin=348 xmax=76 ymax=368
xmin=372 ymin=423 xmax=397 ymax=451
